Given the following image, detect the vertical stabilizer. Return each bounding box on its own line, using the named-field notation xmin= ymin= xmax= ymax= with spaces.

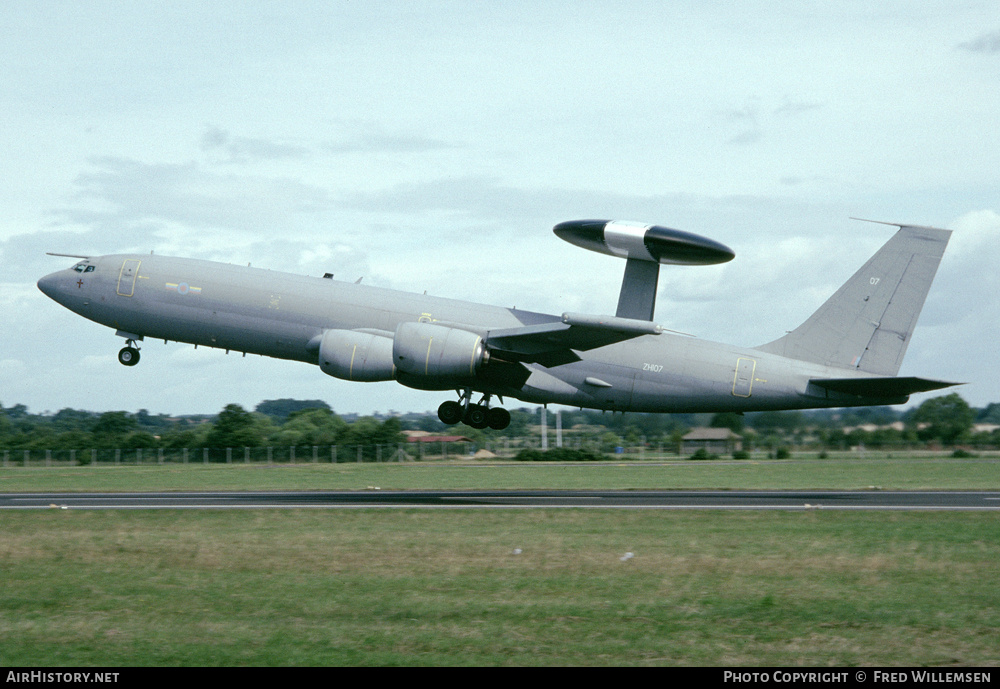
xmin=755 ymin=224 xmax=950 ymax=376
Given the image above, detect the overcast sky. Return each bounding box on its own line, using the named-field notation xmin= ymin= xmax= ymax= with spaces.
xmin=2 ymin=2 xmax=998 ymax=417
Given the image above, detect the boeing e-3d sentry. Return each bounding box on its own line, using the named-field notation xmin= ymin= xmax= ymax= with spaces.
xmin=38 ymin=219 xmax=958 ymax=430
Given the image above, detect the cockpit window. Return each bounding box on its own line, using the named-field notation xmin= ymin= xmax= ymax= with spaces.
xmin=72 ymin=263 xmax=95 ymax=273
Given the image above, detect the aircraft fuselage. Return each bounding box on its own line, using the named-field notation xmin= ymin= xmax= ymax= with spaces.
xmin=37 ymin=252 xmax=910 ymax=415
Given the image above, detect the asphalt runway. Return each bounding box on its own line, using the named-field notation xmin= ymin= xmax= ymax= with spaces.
xmin=3 ymin=490 xmax=999 ymax=510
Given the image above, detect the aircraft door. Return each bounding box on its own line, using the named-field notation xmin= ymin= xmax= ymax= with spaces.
xmin=117 ymin=259 xmax=141 ymax=297
xmin=732 ymin=357 xmax=756 ymax=397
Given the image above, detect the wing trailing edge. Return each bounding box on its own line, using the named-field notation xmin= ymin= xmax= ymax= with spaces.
xmin=487 ymin=312 xmax=665 ymax=367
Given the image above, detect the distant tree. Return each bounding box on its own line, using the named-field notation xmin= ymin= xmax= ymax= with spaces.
xmin=599 ymin=431 xmax=623 ymax=453
xmin=748 ymin=410 xmax=803 ymax=434
xmin=91 ymin=412 xmax=139 ymax=448
xmin=133 ymin=409 xmax=173 ymax=432
xmin=52 ymin=430 xmax=94 ymax=450
xmin=500 ymin=409 xmax=534 ymax=437
xmin=759 ymin=432 xmax=783 ymax=452
xmin=514 ymin=447 xmax=605 ymax=462
xmin=909 ymin=393 xmax=975 ymax=445
xmin=337 ymin=416 xmax=405 ymax=460
xmin=976 ymin=402 xmax=1000 ymax=424
xmin=24 ymin=426 xmax=58 ymax=450
xmin=51 ymin=408 xmax=99 ymax=432
xmin=274 ymin=408 xmax=347 ymax=446
xmin=160 ymin=427 xmax=209 ymax=449
xmin=837 ymin=406 xmax=901 ymax=427
xmin=2 ymin=404 xmax=29 ymax=420
xmin=414 ymin=414 xmax=447 ymax=433
xmin=710 ymin=412 xmax=745 ymax=433
xmin=255 ymin=399 xmax=332 ymax=421
xmin=739 ymin=428 xmax=759 ymax=452
xmin=0 ymin=408 xmax=12 ymax=441
xmin=121 ymin=431 xmax=160 ymax=449
xmin=206 ymin=404 xmax=266 ymax=448
xmin=967 ymin=428 xmax=999 ymax=449
xmin=624 ymin=426 xmax=643 ymax=446
xmin=864 ymin=427 xmax=905 ymax=449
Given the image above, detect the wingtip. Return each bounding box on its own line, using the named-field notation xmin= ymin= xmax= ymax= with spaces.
xmin=849 ymin=217 xmax=951 ymax=233
xmin=849 ymin=217 xmax=901 ymax=227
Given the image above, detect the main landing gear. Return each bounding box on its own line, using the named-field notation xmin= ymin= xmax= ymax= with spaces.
xmin=118 ymin=339 xmax=141 ymax=367
xmin=438 ymin=390 xmax=511 ymax=430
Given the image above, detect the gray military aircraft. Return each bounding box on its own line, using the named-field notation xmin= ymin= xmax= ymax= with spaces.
xmin=38 ymin=219 xmax=957 ymax=430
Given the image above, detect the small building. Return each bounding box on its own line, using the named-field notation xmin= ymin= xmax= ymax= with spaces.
xmin=681 ymin=427 xmax=743 ymax=455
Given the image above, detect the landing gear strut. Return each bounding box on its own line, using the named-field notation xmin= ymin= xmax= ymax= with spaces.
xmin=118 ymin=339 xmax=141 ymax=367
xmin=437 ymin=390 xmax=511 ymax=431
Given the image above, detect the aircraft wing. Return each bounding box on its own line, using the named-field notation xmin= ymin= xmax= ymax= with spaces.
xmin=809 ymin=376 xmax=961 ymax=398
xmin=485 ymin=313 xmax=664 ymax=367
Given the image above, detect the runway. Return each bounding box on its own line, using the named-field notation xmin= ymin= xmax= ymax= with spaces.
xmin=2 ymin=490 xmax=999 ymax=510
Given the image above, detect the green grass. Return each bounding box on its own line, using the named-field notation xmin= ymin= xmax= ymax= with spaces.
xmin=2 ymin=457 xmax=998 ymax=666
xmin=0 ymin=454 xmax=998 ymax=492
xmin=2 ymin=509 xmax=998 ymax=666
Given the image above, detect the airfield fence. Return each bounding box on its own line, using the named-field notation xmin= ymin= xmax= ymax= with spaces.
xmin=1 ymin=436 xmax=650 ymax=467
xmin=1 ymin=444 xmax=987 ymax=467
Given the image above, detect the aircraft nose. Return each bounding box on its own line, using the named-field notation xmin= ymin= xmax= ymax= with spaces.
xmin=37 ymin=272 xmax=63 ymax=300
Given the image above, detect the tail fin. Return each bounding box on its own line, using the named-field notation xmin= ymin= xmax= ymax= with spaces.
xmin=755 ymin=223 xmax=951 ymax=375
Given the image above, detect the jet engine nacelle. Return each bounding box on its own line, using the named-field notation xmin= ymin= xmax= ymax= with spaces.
xmin=318 ymin=329 xmax=396 ymax=382
xmin=393 ymin=321 xmax=486 ymax=380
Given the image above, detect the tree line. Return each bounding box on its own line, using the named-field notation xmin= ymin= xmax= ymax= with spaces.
xmin=0 ymin=393 xmax=995 ymax=452
xmin=0 ymin=399 xmax=405 ymax=452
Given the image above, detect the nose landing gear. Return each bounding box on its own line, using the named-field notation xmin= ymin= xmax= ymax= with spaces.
xmin=117 ymin=338 xmax=141 ymax=366
xmin=437 ymin=390 xmax=511 ymax=430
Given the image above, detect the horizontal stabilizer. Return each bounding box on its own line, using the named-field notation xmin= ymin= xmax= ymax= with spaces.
xmin=809 ymin=376 xmax=960 ymax=398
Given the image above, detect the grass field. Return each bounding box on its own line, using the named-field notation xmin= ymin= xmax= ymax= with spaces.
xmin=1 ymin=453 xmax=998 ymax=493
xmin=2 ymin=509 xmax=999 ymax=666
xmin=2 ymin=456 xmax=998 ymax=666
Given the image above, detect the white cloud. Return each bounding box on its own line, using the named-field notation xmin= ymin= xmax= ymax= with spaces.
xmin=0 ymin=359 xmax=27 ymax=380
xmin=200 ymin=127 xmax=311 ymax=164
xmin=949 ymin=209 xmax=1000 ymax=251
xmin=957 ymin=31 xmax=1000 ymax=53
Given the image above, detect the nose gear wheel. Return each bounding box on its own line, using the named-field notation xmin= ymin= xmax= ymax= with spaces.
xmin=118 ymin=339 xmax=141 ymax=367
